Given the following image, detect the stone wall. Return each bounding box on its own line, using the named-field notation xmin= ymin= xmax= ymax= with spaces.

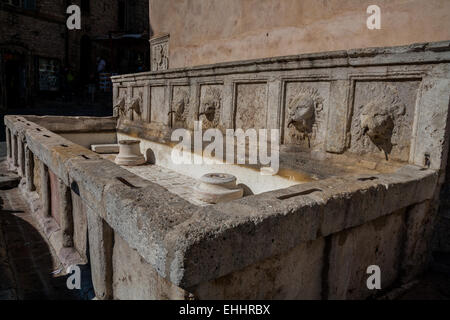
xmin=112 ymin=41 xmax=450 ymax=171
xmin=149 ymin=0 xmax=450 ymax=68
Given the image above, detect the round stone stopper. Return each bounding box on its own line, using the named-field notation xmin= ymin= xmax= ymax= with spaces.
xmin=115 ymin=140 xmax=146 ymax=166
xmin=194 ymin=173 xmax=243 ymax=204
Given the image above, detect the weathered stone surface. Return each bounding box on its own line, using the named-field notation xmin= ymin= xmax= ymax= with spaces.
xmin=5 ymin=128 xmax=11 ymax=159
xmin=235 ymin=82 xmax=267 ymax=131
xmin=25 ymin=146 xmax=35 ymax=192
xmin=39 ymin=161 xmax=50 ymax=218
xmin=91 ymin=144 xmax=119 ymax=154
xmin=17 ymin=137 xmax=25 ymax=177
xmin=71 ymin=190 xmax=88 ymax=262
xmin=87 ymin=207 xmax=114 ymax=300
xmin=113 ymin=233 xmax=189 ymax=300
xmin=325 ymin=80 xmax=350 ymax=153
xmin=327 ymin=210 xmax=405 ymax=299
xmin=57 ymin=179 xmax=73 ymax=248
xmin=192 ymin=238 xmax=324 ymax=299
xmin=150 ymin=86 xmax=168 ymax=125
xmin=410 ymin=77 xmax=450 ymax=170
xmin=401 ymin=201 xmax=436 ymax=282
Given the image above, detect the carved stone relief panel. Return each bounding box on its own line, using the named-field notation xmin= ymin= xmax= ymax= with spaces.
xmin=234 ymin=83 xmax=267 ymax=131
xmin=349 ymin=80 xmax=421 ymax=161
xmin=283 ymin=82 xmax=330 ymax=149
xmin=150 ymin=86 xmax=168 ymax=125
xmin=150 ymin=35 xmax=169 ymax=71
xmin=170 ymin=86 xmax=191 ymax=129
xmin=130 ymin=86 xmax=145 ymax=121
xmin=199 ymin=85 xmax=223 ymax=131
xmin=114 ymin=87 xmax=129 ymax=119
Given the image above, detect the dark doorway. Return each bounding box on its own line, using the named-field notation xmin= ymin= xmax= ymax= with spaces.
xmin=80 ymin=35 xmax=92 ymax=85
xmin=4 ymin=53 xmax=27 ymax=109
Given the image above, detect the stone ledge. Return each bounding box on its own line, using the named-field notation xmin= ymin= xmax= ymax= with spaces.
xmin=3 ymin=115 xmax=441 ymax=290
xmin=112 ymin=41 xmax=450 ymax=83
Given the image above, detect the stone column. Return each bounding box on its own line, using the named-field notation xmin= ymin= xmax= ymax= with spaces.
xmin=6 ymin=128 xmax=11 ymax=160
xmin=112 ymin=85 xmax=119 ymax=117
xmin=221 ymin=80 xmax=234 ymax=129
xmin=25 ymin=146 xmax=35 ymax=192
xmin=39 ymin=162 xmax=51 ymax=217
xmin=401 ymin=201 xmax=435 ymax=283
xmin=142 ymin=82 xmax=151 ymax=123
xmin=17 ymin=137 xmax=25 ymax=177
xmin=12 ymin=134 xmax=18 ymax=168
xmin=326 ymin=79 xmax=351 ymax=154
xmin=266 ymin=78 xmax=282 ymax=131
xmin=58 ymin=179 xmax=74 ymax=248
xmin=87 ymin=207 xmax=114 ymax=300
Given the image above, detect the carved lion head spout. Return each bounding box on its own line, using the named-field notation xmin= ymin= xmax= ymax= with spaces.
xmin=127 ymin=96 xmax=142 ymax=115
xmin=199 ymin=88 xmax=221 ymax=126
xmin=359 ymin=93 xmax=405 ymax=160
xmin=113 ymin=96 xmax=127 ymax=117
xmin=168 ymin=91 xmax=189 ymax=122
xmin=286 ymin=87 xmax=322 ymax=147
xmin=287 ymin=95 xmax=315 ymax=134
xmin=199 ymin=99 xmax=216 ymax=121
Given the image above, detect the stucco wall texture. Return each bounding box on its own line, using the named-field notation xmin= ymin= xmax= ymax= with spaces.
xmin=149 ymin=0 xmax=450 ymax=69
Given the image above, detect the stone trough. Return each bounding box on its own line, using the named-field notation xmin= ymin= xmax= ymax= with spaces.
xmin=3 ymin=41 xmax=450 ymax=299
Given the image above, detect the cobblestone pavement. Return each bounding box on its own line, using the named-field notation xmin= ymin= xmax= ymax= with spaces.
xmin=0 ymin=174 xmax=79 ymax=300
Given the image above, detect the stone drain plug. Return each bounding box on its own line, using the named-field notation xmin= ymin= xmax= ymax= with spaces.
xmin=193 ymin=173 xmax=243 ymax=204
xmin=114 ymin=140 xmax=146 ymax=166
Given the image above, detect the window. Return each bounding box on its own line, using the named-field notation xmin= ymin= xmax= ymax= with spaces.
xmin=22 ymin=0 xmax=35 ymax=10
xmin=38 ymin=58 xmax=60 ymax=91
xmin=1 ymin=0 xmax=36 ymax=10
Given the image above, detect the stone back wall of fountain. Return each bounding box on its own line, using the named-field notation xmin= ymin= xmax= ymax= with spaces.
xmin=112 ymin=41 xmax=450 ymax=171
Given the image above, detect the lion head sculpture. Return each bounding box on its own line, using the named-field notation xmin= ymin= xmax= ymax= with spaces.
xmin=199 ymin=87 xmax=221 ymax=129
xmin=286 ymin=87 xmax=322 ymax=146
xmin=127 ymin=95 xmax=142 ymax=115
xmin=113 ymin=96 xmax=127 ymax=117
xmin=359 ymin=86 xmax=405 ymax=159
xmin=168 ymin=90 xmax=189 ymax=123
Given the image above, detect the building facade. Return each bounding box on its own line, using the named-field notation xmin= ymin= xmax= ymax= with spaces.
xmin=149 ymin=0 xmax=450 ymax=69
xmin=0 ymin=0 xmax=149 ymax=112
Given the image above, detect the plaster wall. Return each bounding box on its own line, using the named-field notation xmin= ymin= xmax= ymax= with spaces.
xmin=149 ymin=0 xmax=450 ymax=68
